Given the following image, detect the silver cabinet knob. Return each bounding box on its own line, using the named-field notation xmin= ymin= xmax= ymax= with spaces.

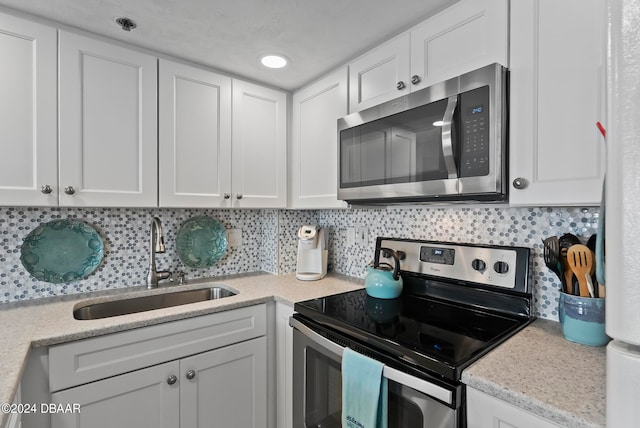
xmin=186 ymin=370 xmax=196 ymax=380
xmin=411 ymin=75 xmax=421 ymax=85
xmin=396 ymin=81 xmax=406 ymax=90
xmin=236 ymin=194 xmax=243 ymax=200
xmin=41 ymin=185 xmax=53 ymax=194
xmin=223 ymin=193 xmax=231 ymax=199
xmin=167 ymin=375 xmax=177 ymax=385
xmin=64 ymin=186 xmax=76 ymax=195
xmin=512 ymin=178 xmax=528 ymax=190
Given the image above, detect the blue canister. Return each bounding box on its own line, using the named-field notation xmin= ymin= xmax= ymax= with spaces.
xmin=558 ymin=292 xmax=609 ymax=347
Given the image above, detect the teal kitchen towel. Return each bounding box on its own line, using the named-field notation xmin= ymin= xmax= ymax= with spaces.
xmin=342 ymin=347 xmax=388 ymax=428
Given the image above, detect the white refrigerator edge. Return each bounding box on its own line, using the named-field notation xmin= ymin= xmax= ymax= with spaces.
xmin=606 ymin=1 xmax=640 ymax=427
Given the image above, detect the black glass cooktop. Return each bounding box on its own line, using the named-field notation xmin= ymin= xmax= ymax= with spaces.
xmin=294 ymin=288 xmax=530 ymax=380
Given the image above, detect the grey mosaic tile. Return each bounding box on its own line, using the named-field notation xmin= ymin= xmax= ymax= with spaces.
xmin=0 ymin=207 xmax=277 ymax=303
xmin=0 ymin=205 xmax=600 ymax=322
xmin=311 ymin=206 xmax=600 ymax=321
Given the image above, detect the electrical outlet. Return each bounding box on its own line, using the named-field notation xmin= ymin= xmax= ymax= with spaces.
xmin=356 ymin=226 xmax=368 ymax=246
xmin=227 ymin=228 xmax=242 ymax=248
xmin=347 ymin=227 xmax=356 ymax=246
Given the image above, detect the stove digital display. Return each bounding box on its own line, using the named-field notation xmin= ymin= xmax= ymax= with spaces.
xmin=420 ymin=246 xmax=455 ymax=265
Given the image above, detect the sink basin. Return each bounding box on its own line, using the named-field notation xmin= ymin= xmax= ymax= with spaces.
xmin=73 ymin=286 xmax=237 ymax=320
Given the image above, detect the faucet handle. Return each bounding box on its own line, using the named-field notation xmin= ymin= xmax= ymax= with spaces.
xmin=176 ymin=272 xmax=187 ymax=285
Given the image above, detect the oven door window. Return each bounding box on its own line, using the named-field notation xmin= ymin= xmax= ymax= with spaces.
xmin=302 ymin=347 xmax=455 ymax=428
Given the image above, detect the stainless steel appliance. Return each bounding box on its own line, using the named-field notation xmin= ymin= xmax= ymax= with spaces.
xmin=338 ymin=63 xmax=508 ymax=205
xmin=291 ymin=237 xmax=534 ymax=427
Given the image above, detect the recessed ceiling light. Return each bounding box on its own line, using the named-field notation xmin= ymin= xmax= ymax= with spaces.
xmin=433 ymin=120 xmax=444 ymax=127
xmin=260 ymin=54 xmax=288 ymax=69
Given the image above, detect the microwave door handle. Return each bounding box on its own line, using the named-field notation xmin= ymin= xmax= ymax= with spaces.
xmin=289 ymin=317 xmax=454 ymax=405
xmin=441 ymin=96 xmax=459 ymax=179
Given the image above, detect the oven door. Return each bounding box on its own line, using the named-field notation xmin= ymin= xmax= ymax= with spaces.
xmin=291 ymin=317 xmax=460 ymax=428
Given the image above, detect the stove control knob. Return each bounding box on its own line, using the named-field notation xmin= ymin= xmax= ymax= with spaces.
xmin=471 ymin=259 xmax=486 ymax=272
xmin=494 ymin=261 xmax=510 ymax=274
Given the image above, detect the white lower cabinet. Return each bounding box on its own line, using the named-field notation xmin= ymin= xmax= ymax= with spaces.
xmin=50 ymin=338 xmax=266 ymax=428
xmin=3 ymin=387 xmax=22 ymax=428
xmin=275 ymin=303 xmax=294 ymax=428
xmin=466 ymin=388 xmax=561 ymax=428
xmin=50 ymin=361 xmax=180 ymax=428
xmin=45 ymin=305 xmax=267 ymax=428
xmin=181 ymin=337 xmax=267 ymax=428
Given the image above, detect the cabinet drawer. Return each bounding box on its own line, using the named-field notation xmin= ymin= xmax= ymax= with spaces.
xmin=49 ymin=304 xmax=266 ymax=392
xmin=467 ymin=388 xmax=562 ymax=428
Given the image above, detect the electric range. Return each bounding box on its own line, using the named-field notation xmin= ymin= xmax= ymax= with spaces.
xmin=293 ymin=237 xmax=535 ymax=383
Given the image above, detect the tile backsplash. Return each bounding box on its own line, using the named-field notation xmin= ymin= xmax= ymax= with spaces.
xmin=0 ymin=207 xmax=277 ymax=302
xmin=0 ymin=205 xmax=599 ymax=321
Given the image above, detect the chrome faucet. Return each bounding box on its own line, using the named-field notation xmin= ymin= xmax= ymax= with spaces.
xmin=147 ymin=217 xmax=172 ymax=289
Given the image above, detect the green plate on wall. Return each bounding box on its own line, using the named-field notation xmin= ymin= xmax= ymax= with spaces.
xmin=20 ymin=219 xmax=104 ymax=283
xmin=176 ymin=216 xmax=228 ymax=268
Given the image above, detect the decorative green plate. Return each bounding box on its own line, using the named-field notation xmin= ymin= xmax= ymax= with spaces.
xmin=176 ymin=216 xmax=228 ymax=268
xmin=20 ymin=219 xmax=104 ymax=284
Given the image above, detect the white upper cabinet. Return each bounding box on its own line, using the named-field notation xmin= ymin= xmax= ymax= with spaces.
xmin=348 ymin=0 xmax=508 ymax=113
xmin=231 ymin=80 xmax=287 ymax=208
xmin=348 ymin=33 xmax=410 ymax=113
xmin=0 ymin=13 xmax=57 ymax=206
xmin=59 ymin=30 xmax=158 ymax=207
xmin=410 ymin=0 xmax=508 ymax=90
xmin=158 ymin=59 xmax=232 ymax=208
xmin=291 ymin=68 xmax=349 ymax=209
xmin=509 ymin=0 xmax=606 ymax=206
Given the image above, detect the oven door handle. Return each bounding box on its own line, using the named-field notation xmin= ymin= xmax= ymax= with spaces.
xmin=290 ymin=317 xmax=454 ymax=405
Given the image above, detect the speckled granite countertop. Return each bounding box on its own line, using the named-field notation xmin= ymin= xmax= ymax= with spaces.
xmin=0 ymin=272 xmax=362 ymax=426
xmin=462 ymin=318 xmax=606 ymax=427
xmin=0 ymin=273 xmax=605 ymax=428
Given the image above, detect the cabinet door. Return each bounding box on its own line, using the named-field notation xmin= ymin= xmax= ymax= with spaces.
xmin=348 ymin=33 xmax=410 ymax=113
xmin=290 ymin=68 xmax=348 ymax=209
xmin=180 ymin=337 xmax=267 ymax=428
xmin=3 ymin=386 xmax=21 ymax=428
xmin=50 ymin=361 xmax=180 ymax=428
xmin=275 ymin=303 xmax=294 ymax=428
xmin=59 ymin=31 xmax=158 ymax=207
xmin=0 ymin=13 xmax=57 ymax=206
xmin=509 ymin=0 xmax=606 ymax=206
xmin=467 ymin=388 xmax=561 ymax=428
xmin=159 ymin=59 xmax=232 ymax=207
xmin=410 ymin=0 xmax=509 ymax=90
xmin=231 ymin=80 xmax=287 ymax=208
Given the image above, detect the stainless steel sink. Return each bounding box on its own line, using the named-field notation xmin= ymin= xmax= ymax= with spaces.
xmin=73 ymin=286 xmax=237 ymax=320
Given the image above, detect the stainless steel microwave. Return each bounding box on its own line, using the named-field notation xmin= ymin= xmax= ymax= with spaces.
xmin=338 ymin=63 xmax=508 ymax=205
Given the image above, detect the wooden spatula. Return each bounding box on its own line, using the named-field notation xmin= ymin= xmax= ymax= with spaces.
xmin=567 ymin=244 xmax=594 ymax=297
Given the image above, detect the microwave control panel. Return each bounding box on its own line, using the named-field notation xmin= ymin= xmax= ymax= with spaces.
xmin=459 ymin=86 xmax=490 ymax=178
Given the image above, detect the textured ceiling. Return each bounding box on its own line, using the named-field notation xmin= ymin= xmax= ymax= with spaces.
xmin=0 ymin=0 xmax=459 ymax=90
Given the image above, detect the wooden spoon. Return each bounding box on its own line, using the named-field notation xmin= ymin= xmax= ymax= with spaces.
xmin=567 ymin=244 xmax=594 ymax=297
xmin=559 ymin=234 xmax=580 ymax=295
